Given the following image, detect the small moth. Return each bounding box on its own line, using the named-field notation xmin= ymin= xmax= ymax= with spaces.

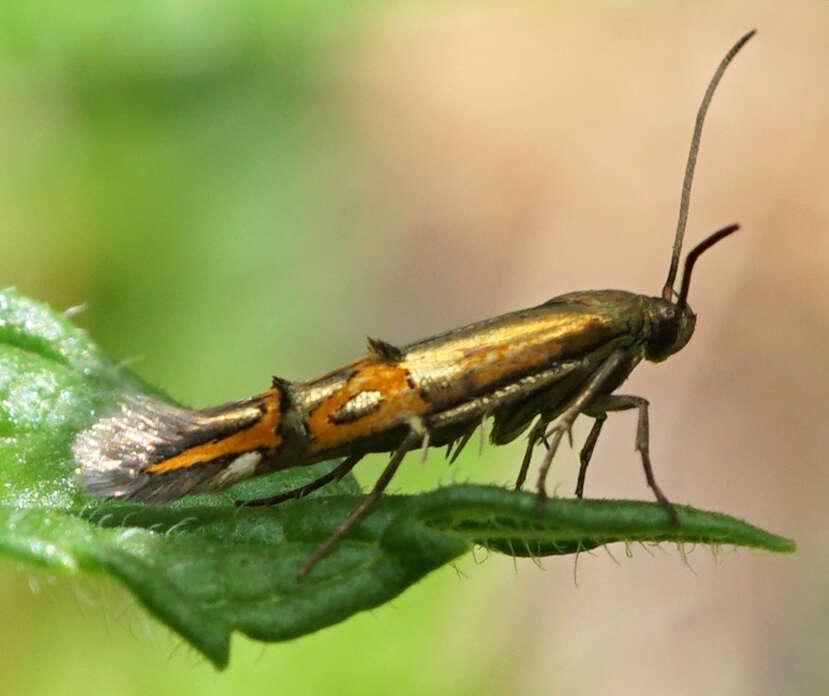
xmin=73 ymin=30 xmax=756 ymax=578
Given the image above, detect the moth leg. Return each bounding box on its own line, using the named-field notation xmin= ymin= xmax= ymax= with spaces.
xmin=448 ymin=427 xmax=475 ymax=465
xmin=534 ymin=423 xmax=572 ymax=510
xmin=585 ymin=394 xmax=680 ymax=526
xmin=297 ymin=426 xmax=424 ymax=579
xmin=514 ymin=417 xmax=549 ymax=491
xmin=235 ymin=453 xmax=364 ymax=507
xmin=420 ymin=427 xmax=431 ymax=466
xmin=478 ymin=413 xmax=487 ymax=456
xmin=575 ymin=414 xmax=607 ymax=498
xmin=534 ymin=350 xmax=626 ymax=509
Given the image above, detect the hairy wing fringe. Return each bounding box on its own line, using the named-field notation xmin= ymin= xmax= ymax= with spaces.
xmin=72 ymin=394 xmax=224 ymax=502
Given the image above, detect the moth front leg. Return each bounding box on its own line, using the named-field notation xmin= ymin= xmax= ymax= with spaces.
xmin=533 ymin=350 xmax=627 ymax=509
xmin=582 ymin=394 xmax=680 ymax=526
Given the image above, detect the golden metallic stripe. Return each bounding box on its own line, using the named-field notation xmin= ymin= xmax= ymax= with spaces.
xmin=404 ymin=313 xmax=613 ymax=395
xmin=299 ymin=313 xmax=617 ymax=456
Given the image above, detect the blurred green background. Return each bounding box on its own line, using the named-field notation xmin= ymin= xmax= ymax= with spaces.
xmin=1 ymin=1 xmax=827 ymax=694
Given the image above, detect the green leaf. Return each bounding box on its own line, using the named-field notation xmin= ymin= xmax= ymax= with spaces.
xmin=0 ymin=289 xmax=795 ymax=668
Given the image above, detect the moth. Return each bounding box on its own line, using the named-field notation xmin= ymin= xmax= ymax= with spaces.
xmin=73 ymin=30 xmax=755 ymax=578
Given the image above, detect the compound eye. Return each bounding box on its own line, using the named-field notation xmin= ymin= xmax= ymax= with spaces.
xmin=646 ymin=311 xmax=680 ymax=362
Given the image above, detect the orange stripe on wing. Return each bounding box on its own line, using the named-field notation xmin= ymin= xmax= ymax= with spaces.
xmin=146 ymin=390 xmax=284 ymax=474
xmin=304 ymin=360 xmax=428 ymax=454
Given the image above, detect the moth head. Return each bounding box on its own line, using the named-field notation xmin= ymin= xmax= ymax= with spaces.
xmin=649 ymin=223 xmax=739 ymax=362
xmin=645 ymin=300 xmax=696 ymax=362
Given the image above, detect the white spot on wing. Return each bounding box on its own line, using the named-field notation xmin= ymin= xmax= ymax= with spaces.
xmin=214 ymin=451 xmax=261 ymax=487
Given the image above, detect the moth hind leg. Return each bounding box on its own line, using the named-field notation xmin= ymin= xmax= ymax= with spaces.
xmin=297 ymin=424 xmax=425 ymax=579
xmin=235 ymin=453 xmax=363 ymax=507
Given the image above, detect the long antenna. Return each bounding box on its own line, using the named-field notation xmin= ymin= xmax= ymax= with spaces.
xmin=662 ymin=29 xmax=756 ymax=301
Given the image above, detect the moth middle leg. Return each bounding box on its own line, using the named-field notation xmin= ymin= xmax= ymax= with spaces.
xmin=580 ymin=394 xmax=680 ymax=526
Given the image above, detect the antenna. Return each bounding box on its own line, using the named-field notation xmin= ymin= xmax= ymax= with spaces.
xmin=662 ymin=29 xmax=756 ymax=301
xmin=676 ymin=223 xmax=739 ymax=311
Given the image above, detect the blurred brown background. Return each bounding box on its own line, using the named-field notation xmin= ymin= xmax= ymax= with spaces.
xmin=1 ymin=1 xmax=826 ymax=693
